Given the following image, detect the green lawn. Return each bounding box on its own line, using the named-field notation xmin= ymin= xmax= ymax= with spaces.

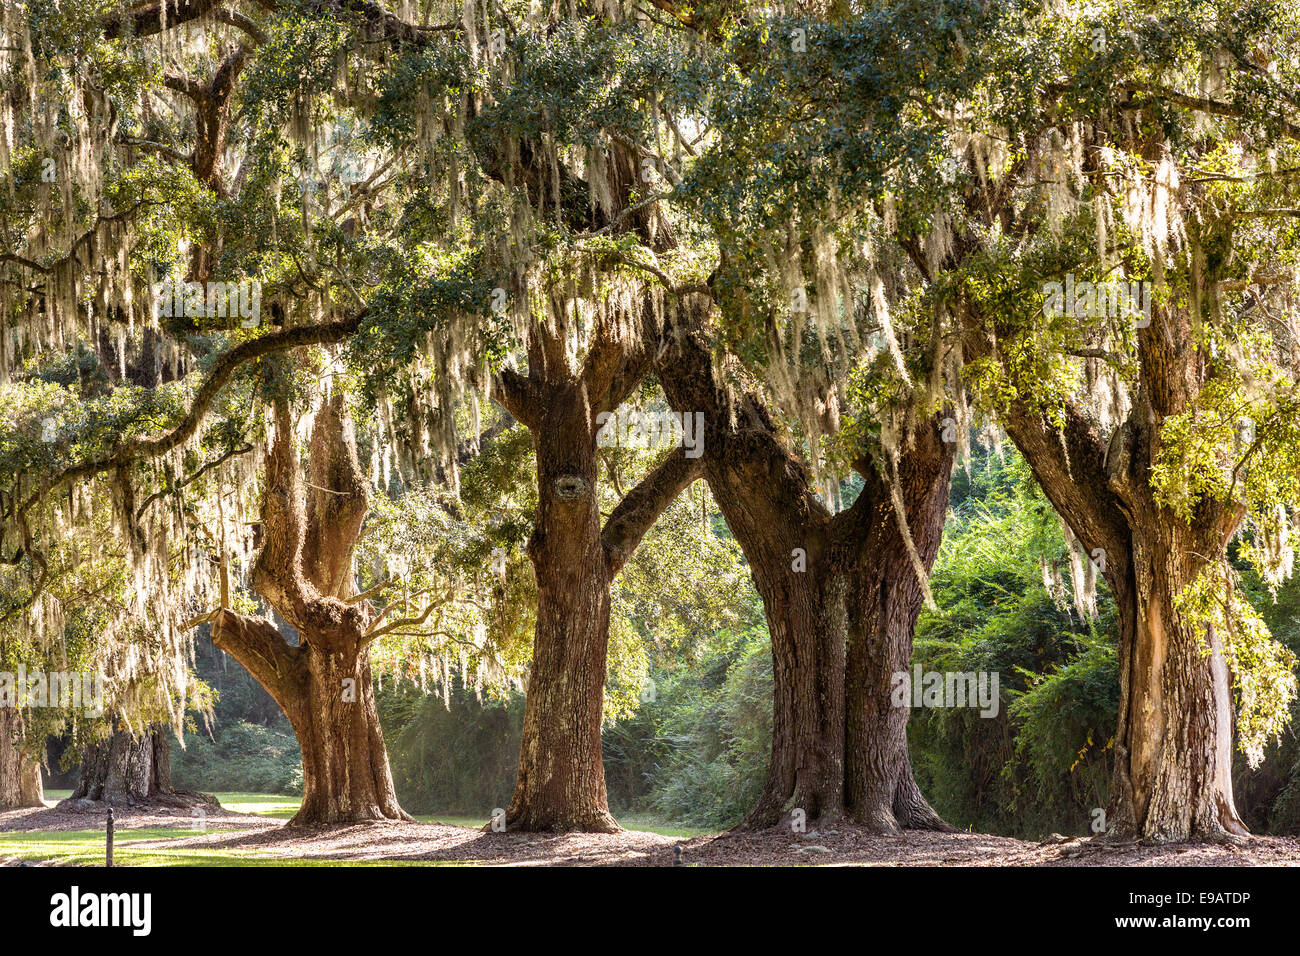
xmin=1 ymin=791 xmax=708 ymax=865
xmin=38 ymin=790 xmax=706 ymax=836
xmin=0 ymin=829 xmax=451 ymax=866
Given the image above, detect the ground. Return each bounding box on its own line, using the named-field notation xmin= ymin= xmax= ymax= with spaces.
xmin=1 ymin=792 xmax=1297 ymax=866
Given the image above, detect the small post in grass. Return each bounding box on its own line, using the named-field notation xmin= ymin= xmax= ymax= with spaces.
xmin=106 ymin=806 xmax=114 ymax=868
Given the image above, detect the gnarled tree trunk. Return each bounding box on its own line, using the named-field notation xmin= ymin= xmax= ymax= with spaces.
xmin=212 ymin=392 xmax=410 ymax=826
xmin=660 ymin=298 xmax=954 ymax=832
xmin=64 ymin=724 xmax=214 ymax=809
xmin=844 ymin=423 xmax=955 ymax=832
xmin=495 ymin=311 xmax=702 ymax=832
xmin=993 ymin=366 xmax=1249 ymax=843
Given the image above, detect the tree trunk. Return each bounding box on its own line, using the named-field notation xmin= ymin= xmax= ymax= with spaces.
xmin=64 ymin=724 xmax=215 ymax=808
xmin=1105 ymin=523 xmax=1245 ymax=842
xmin=0 ymin=707 xmax=44 ymax=809
xmin=844 ymin=422 xmax=955 ymax=832
xmin=290 ymin=642 xmax=407 ymax=826
xmin=211 ymin=392 xmax=412 ymax=827
xmin=658 ymin=299 xmax=952 ymax=831
xmin=212 ymin=610 xmax=410 ymax=826
xmin=994 ymin=394 xmax=1249 ymax=843
xmin=507 ymin=381 xmax=620 ymax=832
xmin=712 ymin=462 xmax=848 ymax=829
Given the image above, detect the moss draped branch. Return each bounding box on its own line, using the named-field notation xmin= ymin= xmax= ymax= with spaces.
xmin=8 ymin=315 xmax=364 ymax=532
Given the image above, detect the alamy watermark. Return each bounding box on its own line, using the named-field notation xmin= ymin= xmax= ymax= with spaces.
xmin=1042 ymin=274 xmax=1151 ymax=327
xmin=596 ymin=408 xmax=704 ymax=459
xmin=891 ymin=666 xmax=1000 ymax=718
xmin=0 ymin=667 xmax=103 ymax=717
xmin=151 ymin=278 xmax=262 ymax=327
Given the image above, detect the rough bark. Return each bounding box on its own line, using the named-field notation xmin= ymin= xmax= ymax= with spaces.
xmin=211 ymin=391 xmax=411 ymax=826
xmin=966 ymin=303 xmax=1249 ymax=842
xmin=63 ymin=724 xmax=215 ymax=809
xmin=0 ymin=707 xmax=45 ymax=809
xmin=843 ymin=422 xmax=955 ymax=832
xmin=658 ymin=296 xmax=954 ymax=831
xmin=495 ymin=312 xmax=702 ymax=832
xmin=507 ymin=377 xmax=620 ymax=832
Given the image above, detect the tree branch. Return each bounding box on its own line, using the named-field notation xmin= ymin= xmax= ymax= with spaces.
xmin=602 ymin=448 xmax=703 ymax=577
xmin=491 ymin=368 xmax=542 ymax=429
xmin=102 ymin=0 xmax=225 ymax=40
xmin=10 ymin=315 xmax=364 ymax=530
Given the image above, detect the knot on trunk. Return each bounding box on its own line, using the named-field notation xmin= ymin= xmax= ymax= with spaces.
xmin=552 ymin=474 xmax=590 ymax=501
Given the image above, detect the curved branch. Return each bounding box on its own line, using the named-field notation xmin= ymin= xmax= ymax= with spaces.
xmin=10 ymin=315 xmax=364 ymax=530
xmin=102 ymin=0 xmax=225 ymax=40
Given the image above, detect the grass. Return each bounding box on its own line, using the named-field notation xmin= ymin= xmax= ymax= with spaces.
xmin=0 ymin=791 xmax=708 ymax=865
xmin=0 ymin=829 xmax=449 ymax=867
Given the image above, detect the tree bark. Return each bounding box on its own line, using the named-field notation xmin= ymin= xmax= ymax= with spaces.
xmin=988 ymin=349 xmax=1249 ymax=842
xmin=843 ymin=423 xmax=955 ymax=832
xmin=0 ymin=707 xmax=44 ymax=809
xmin=658 ymin=296 xmax=954 ymax=831
xmin=507 ymin=381 xmax=620 ymax=832
xmin=64 ymin=724 xmax=215 ymax=809
xmin=495 ymin=314 xmax=702 ymax=832
xmin=1105 ymin=508 xmax=1244 ymax=841
xmin=211 ymin=392 xmax=411 ymax=826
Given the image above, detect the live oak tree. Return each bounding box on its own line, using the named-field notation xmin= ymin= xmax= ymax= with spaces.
xmin=760 ymin=0 xmax=1300 ymax=841
xmin=314 ymin=0 xmax=725 ymax=830
xmin=11 ymin=0 xmax=1294 ymax=847
xmin=963 ymin=0 xmax=1300 ymax=842
xmin=0 ymin=0 xmax=519 ymax=823
xmin=562 ymin=0 xmax=965 ymax=831
xmin=361 ymin=0 xmax=965 ymax=832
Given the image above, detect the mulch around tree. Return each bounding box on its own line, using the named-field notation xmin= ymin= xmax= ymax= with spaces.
xmin=4 ymin=805 xmax=1297 ymax=865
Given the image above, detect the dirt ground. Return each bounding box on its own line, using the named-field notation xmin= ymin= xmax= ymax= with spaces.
xmin=3 ymin=803 xmax=1298 ymax=865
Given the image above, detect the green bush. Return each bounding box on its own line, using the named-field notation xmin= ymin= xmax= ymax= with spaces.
xmin=171 ymin=719 xmax=302 ymax=794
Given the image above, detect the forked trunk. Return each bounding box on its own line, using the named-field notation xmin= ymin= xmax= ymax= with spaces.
xmin=844 ymin=424 xmax=955 ymax=832
xmin=658 ymin=302 xmax=952 ymax=832
xmin=211 ymin=391 xmax=411 ymax=826
xmin=996 ymin=395 xmax=1250 ymax=844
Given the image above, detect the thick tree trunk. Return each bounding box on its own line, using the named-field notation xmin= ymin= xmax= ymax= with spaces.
xmin=659 ymin=299 xmax=952 ymax=831
xmin=995 ymin=391 xmax=1249 ymax=843
xmin=64 ymin=724 xmax=215 ymax=809
xmin=1105 ymin=526 xmax=1246 ymax=842
xmin=211 ymin=393 xmax=412 ymax=826
xmin=0 ymin=708 xmax=44 ymax=809
xmin=715 ymin=466 xmax=848 ymax=829
xmin=844 ymin=423 xmax=955 ymax=832
xmin=290 ymin=645 xmax=407 ymax=826
xmin=212 ymin=610 xmax=410 ymax=826
xmin=507 ymin=381 xmax=620 ymax=832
